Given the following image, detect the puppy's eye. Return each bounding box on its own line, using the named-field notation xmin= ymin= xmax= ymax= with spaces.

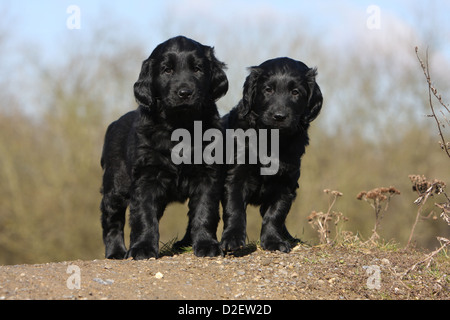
xmin=291 ymin=89 xmax=300 ymax=96
xmin=163 ymin=67 xmax=173 ymax=75
xmin=193 ymin=66 xmax=202 ymax=73
xmin=264 ymin=86 xmax=274 ymax=94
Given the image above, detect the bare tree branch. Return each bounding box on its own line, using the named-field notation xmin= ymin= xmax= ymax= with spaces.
xmin=415 ymin=47 xmax=450 ymax=159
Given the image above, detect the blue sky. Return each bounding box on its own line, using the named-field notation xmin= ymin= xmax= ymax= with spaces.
xmin=2 ymin=0 xmax=450 ymax=119
xmin=4 ymin=0 xmax=450 ymax=59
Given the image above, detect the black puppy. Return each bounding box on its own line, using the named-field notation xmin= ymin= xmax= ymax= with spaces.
xmin=220 ymin=57 xmax=323 ymax=253
xmin=100 ymin=36 xmax=228 ymax=260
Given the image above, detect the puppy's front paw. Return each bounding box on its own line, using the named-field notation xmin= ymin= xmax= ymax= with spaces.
xmin=193 ymin=239 xmax=222 ymax=257
xmin=261 ymin=237 xmax=291 ymax=253
xmin=105 ymin=244 xmax=127 ymax=260
xmin=126 ymin=244 xmax=159 ymax=260
xmin=220 ymin=230 xmax=246 ymax=252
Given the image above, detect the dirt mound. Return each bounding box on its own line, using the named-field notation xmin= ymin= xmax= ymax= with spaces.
xmin=0 ymin=245 xmax=448 ymax=300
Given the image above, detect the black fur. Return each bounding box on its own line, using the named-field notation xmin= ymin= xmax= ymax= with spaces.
xmin=100 ymin=36 xmax=228 ymax=259
xmin=220 ymin=57 xmax=323 ymax=253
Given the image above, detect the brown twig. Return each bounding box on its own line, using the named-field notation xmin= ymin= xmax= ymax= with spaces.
xmin=408 ymin=175 xmax=448 ymax=247
xmin=415 ymin=47 xmax=450 ymax=159
xmin=307 ymin=190 xmax=346 ymax=245
xmin=403 ymin=179 xmax=450 ymax=277
xmin=402 ymin=237 xmax=449 ymax=278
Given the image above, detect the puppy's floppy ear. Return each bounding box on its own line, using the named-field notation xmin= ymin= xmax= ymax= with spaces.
xmin=133 ymin=58 xmax=154 ymax=110
xmin=238 ymin=67 xmax=261 ymax=118
xmin=205 ymin=46 xmax=229 ymax=101
xmin=305 ymin=67 xmax=323 ymax=122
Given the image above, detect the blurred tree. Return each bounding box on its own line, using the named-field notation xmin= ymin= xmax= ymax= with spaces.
xmin=1 ymin=3 xmax=450 ymax=265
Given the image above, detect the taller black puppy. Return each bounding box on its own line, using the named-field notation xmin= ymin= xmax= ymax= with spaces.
xmin=100 ymin=36 xmax=228 ymax=260
xmin=221 ymin=57 xmax=322 ymax=253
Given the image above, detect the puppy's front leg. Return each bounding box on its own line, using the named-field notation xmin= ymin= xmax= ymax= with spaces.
xmin=221 ymin=181 xmax=248 ymax=252
xmin=189 ymin=176 xmax=222 ymax=257
xmin=260 ymin=190 xmax=295 ymax=253
xmin=127 ymin=177 xmax=167 ymax=260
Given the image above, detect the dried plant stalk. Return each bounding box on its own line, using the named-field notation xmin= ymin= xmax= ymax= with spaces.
xmin=307 ymin=189 xmax=346 ymax=245
xmin=415 ymin=47 xmax=450 ymax=159
xmin=408 ymin=174 xmax=449 ymax=247
xmin=357 ymin=187 xmax=401 ymax=244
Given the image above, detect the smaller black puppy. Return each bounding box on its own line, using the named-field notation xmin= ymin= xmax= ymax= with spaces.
xmin=100 ymin=36 xmax=228 ymax=260
xmin=221 ymin=57 xmax=323 ymax=253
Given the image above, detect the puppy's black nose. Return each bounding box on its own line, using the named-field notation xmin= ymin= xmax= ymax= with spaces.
xmin=273 ymin=113 xmax=287 ymax=121
xmin=178 ymin=88 xmax=193 ymax=99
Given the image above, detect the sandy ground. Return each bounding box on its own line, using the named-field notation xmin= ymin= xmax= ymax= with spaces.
xmin=0 ymin=245 xmax=448 ymax=300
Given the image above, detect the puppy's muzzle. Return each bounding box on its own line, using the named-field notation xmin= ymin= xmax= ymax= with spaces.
xmin=272 ymin=113 xmax=287 ymax=122
xmin=178 ymin=87 xmax=194 ymax=100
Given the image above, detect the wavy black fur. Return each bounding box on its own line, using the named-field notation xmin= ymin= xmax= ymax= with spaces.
xmin=220 ymin=57 xmax=323 ymax=253
xmin=100 ymin=36 xmax=228 ymax=259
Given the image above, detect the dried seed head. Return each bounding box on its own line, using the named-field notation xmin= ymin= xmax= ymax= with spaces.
xmin=356 ymin=191 xmax=367 ymax=200
xmin=366 ymin=190 xmax=378 ymax=200
xmin=307 ymin=211 xmax=319 ymax=221
xmin=409 ymin=174 xmax=446 ymax=195
xmin=388 ymin=187 xmax=401 ymax=195
xmin=357 ymin=186 xmax=400 ymax=201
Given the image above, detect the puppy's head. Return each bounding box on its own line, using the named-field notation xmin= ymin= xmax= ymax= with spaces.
xmin=134 ymin=36 xmax=228 ymax=114
xmin=239 ymin=57 xmax=322 ymax=133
